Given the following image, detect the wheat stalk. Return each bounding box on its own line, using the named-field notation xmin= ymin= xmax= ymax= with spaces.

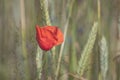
xmin=99 ymin=36 xmax=108 ymax=80
xmin=36 ymin=47 xmax=43 ymax=80
xmin=39 ymin=0 xmax=51 ymax=25
xmin=55 ymin=0 xmax=75 ymax=79
xmin=77 ymin=22 xmax=98 ymax=76
xmin=36 ymin=0 xmax=52 ymax=80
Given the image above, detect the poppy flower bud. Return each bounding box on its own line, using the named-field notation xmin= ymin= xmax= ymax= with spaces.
xmin=36 ymin=25 xmax=64 ymax=51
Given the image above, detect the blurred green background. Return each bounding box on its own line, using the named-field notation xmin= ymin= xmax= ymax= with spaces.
xmin=0 ymin=0 xmax=120 ymax=80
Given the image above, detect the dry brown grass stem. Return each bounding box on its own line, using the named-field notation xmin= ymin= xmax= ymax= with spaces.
xmin=20 ymin=0 xmax=30 ymax=79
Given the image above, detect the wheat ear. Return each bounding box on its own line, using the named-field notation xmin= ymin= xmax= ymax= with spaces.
xmin=99 ymin=36 xmax=108 ymax=80
xmin=77 ymin=22 xmax=98 ymax=76
xmin=36 ymin=47 xmax=43 ymax=80
xmin=39 ymin=0 xmax=51 ymax=25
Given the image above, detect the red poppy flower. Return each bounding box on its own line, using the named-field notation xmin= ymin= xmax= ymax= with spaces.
xmin=36 ymin=25 xmax=64 ymax=51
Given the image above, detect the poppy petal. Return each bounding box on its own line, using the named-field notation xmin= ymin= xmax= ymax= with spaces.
xmin=36 ymin=25 xmax=64 ymax=51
